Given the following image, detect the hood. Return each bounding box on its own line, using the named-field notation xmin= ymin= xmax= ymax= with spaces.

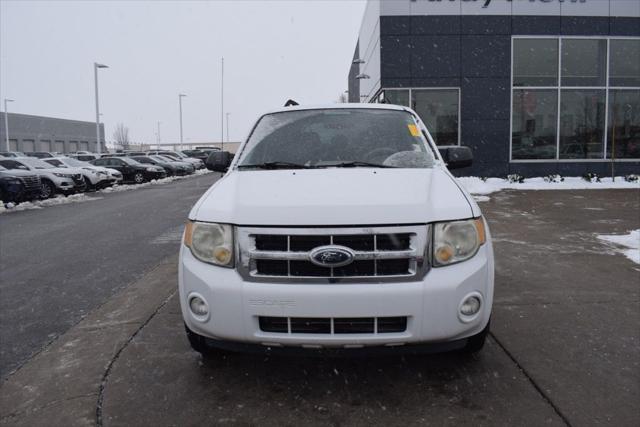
xmin=0 ymin=169 xmax=37 ymax=178
xmin=192 ymin=167 xmax=475 ymax=226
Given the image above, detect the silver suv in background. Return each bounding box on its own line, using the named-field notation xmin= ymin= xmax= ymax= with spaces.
xmin=0 ymin=157 xmax=85 ymax=198
xmin=44 ymin=157 xmax=116 ymax=190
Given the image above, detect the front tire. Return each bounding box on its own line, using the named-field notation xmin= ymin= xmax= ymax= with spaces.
xmin=184 ymin=324 xmax=224 ymax=358
xmin=83 ymin=176 xmax=95 ymax=192
xmin=40 ymin=180 xmax=55 ymax=199
xmin=460 ymin=320 xmax=490 ymax=354
xmin=133 ymin=172 xmax=145 ymax=184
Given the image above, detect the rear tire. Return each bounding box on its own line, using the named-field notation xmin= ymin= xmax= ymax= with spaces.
xmin=133 ymin=172 xmax=145 ymax=184
xmin=83 ymin=176 xmax=95 ymax=192
xmin=460 ymin=320 xmax=490 ymax=354
xmin=40 ymin=180 xmax=55 ymax=199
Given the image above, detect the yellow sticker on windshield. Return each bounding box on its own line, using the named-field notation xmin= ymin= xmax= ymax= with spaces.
xmin=408 ymin=124 xmax=421 ymax=137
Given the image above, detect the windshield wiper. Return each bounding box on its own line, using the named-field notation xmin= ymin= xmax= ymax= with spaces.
xmin=238 ymin=161 xmax=312 ymax=170
xmin=318 ymin=161 xmax=396 ymax=168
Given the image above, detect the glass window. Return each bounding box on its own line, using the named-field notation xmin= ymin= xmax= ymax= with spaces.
xmin=384 ymin=89 xmax=410 ymax=107
xmin=412 ymin=89 xmax=459 ymax=145
xmin=513 ymin=39 xmax=558 ymax=87
xmin=561 ymin=39 xmax=606 ymax=86
xmin=607 ymin=90 xmax=640 ymax=159
xmin=512 ymin=90 xmax=558 ymax=160
xmin=559 ymin=90 xmax=606 ymax=159
xmin=238 ymin=109 xmax=434 ymax=168
xmin=609 ymin=40 xmax=640 ymax=87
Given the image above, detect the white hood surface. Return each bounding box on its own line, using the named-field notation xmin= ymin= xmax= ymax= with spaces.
xmin=192 ymin=167 xmax=475 ymax=226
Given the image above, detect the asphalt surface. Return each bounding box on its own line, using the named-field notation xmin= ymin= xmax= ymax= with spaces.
xmin=1 ymin=187 xmax=638 ymax=427
xmin=0 ymin=173 xmax=220 ymax=378
xmin=99 ymin=189 xmax=639 ymax=426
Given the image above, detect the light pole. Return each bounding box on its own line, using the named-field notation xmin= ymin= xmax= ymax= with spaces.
xmin=156 ymin=121 xmax=161 ymax=145
xmin=94 ymin=62 xmax=108 ymax=155
xmin=178 ymin=93 xmax=187 ymax=149
xmin=226 ymin=112 xmax=230 ymax=143
xmin=4 ymin=98 xmax=14 ymax=151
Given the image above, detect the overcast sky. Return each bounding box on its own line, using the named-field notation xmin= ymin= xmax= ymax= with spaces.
xmin=0 ymin=0 xmax=365 ymax=145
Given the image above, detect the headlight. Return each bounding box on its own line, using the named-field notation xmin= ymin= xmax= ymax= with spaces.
xmin=184 ymin=221 xmax=234 ymax=267
xmin=53 ymin=172 xmax=70 ymax=178
xmin=433 ymin=218 xmax=486 ymax=267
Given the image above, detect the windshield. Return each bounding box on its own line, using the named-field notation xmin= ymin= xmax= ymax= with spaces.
xmin=151 ymin=155 xmax=171 ymax=162
xmin=236 ymin=108 xmax=435 ymax=169
xmin=19 ymin=157 xmax=55 ymax=169
xmin=63 ymin=158 xmax=89 ymax=167
xmin=120 ymin=157 xmax=141 ymax=165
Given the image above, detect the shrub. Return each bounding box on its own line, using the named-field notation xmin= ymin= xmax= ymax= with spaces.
xmin=544 ymin=174 xmax=564 ymax=183
xmin=506 ymin=174 xmax=525 ymax=184
xmin=625 ymin=174 xmax=639 ymax=183
xmin=582 ymin=172 xmax=601 ymax=183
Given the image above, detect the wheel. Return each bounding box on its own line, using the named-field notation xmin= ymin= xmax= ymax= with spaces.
xmin=185 ymin=323 xmax=210 ymax=354
xmin=40 ymin=180 xmax=55 ymax=199
xmin=83 ymin=176 xmax=95 ymax=192
xmin=133 ymin=172 xmax=145 ymax=184
xmin=184 ymin=323 xmax=226 ymax=358
xmin=460 ymin=320 xmax=490 ymax=354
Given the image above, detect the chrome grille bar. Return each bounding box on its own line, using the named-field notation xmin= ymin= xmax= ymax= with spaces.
xmin=236 ymin=225 xmax=430 ymax=283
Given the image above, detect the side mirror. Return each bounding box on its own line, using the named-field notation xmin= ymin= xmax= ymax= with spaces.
xmin=438 ymin=145 xmax=473 ymax=170
xmin=206 ymin=151 xmax=232 ymax=172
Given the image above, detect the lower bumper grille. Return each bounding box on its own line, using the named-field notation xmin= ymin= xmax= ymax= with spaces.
xmin=259 ymin=316 xmax=407 ymax=334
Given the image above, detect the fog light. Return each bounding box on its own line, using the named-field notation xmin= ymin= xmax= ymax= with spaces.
xmin=189 ymin=295 xmax=208 ymax=317
xmin=460 ymin=296 xmax=481 ymax=316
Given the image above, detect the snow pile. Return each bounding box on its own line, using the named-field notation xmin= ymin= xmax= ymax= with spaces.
xmin=457 ymin=176 xmax=640 ymax=195
xmin=0 ymin=194 xmax=101 ymax=214
xmin=99 ymin=170 xmax=214 ymax=194
xmin=597 ymin=230 xmax=640 ymax=265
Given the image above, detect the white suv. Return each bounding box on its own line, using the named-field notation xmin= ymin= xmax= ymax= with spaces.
xmin=179 ymin=104 xmax=494 ymax=356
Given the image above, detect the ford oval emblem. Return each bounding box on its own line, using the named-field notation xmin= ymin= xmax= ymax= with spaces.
xmin=309 ymin=245 xmax=355 ymax=268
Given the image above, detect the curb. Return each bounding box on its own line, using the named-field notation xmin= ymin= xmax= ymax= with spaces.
xmin=0 ymin=256 xmax=179 ymax=426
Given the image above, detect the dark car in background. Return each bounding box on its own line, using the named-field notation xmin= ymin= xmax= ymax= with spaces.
xmin=24 ymin=152 xmax=57 ymax=159
xmin=0 ymin=165 xmax=43 ymax=203
xmin=181 ymin=149 xmax=209 ymax=161
xmin=131 ymin=156 xmax=192 ymax=177
xmin=91 ymin=157 xmax=166 ymax=183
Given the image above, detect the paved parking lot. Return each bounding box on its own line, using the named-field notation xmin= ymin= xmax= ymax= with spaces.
xmin=1 ymin=189 xmax=639 ymax=426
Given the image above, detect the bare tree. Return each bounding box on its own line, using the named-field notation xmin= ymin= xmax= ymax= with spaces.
xmin=112 ymin=123 xmax=131 ymax=150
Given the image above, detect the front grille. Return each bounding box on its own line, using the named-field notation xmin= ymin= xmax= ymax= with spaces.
xmin=21 ymin=175 xmax=41 ymax=190
xmin=239 ymin=226 xmax=428 ymax=281
xmin=259 ymin=316 xmax=407 ymax=334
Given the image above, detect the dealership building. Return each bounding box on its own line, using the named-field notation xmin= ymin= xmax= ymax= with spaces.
xmin=348 ymin=0 xmax=640 ymax=176
xmin=1 ymin=112 xmax=106 ymax=154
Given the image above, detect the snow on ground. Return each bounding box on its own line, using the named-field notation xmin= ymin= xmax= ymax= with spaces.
xmin=0 ymin=194 xmax=101 ymax=214
xmin=457 ymin=176 xmax=639 ymax=195
xmin=597 ymin=230 xmax=640 ymax=265
xmin=0 ymin=170 xmax=215 ymax=214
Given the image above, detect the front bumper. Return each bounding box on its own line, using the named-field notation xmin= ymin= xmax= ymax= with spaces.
xmin=179 ymin=243 xmax=494 ymax=350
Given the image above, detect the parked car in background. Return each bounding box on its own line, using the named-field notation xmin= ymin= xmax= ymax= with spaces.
xmin=0 ymin=151 xmax=26 ymax=158
xmin=0 ymin=165 xmax=42 ymax=203
xmin=131 ymin=156 xmax=192 ymax=176
xmin=181 ymin=149 xmax=209 ymax=161
xmin=147 ymin=150 xmax=204 ymax=169
xmin=151 ymin=155 xmax=195 ymax=174
xmin=44 ymin=157 xmax=115 ymax=190
xmin=91 ymin=157 xmax=166 ymax=183
xmin=24 ymin=152 xmax=57 ymax=159
xmin=0 ymin=157 xmax=85 ymax=198
xmin=124 ymin=151 xmax=147 ymax=156
xmin=69 ymin=153 xmax=99 ymax=162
